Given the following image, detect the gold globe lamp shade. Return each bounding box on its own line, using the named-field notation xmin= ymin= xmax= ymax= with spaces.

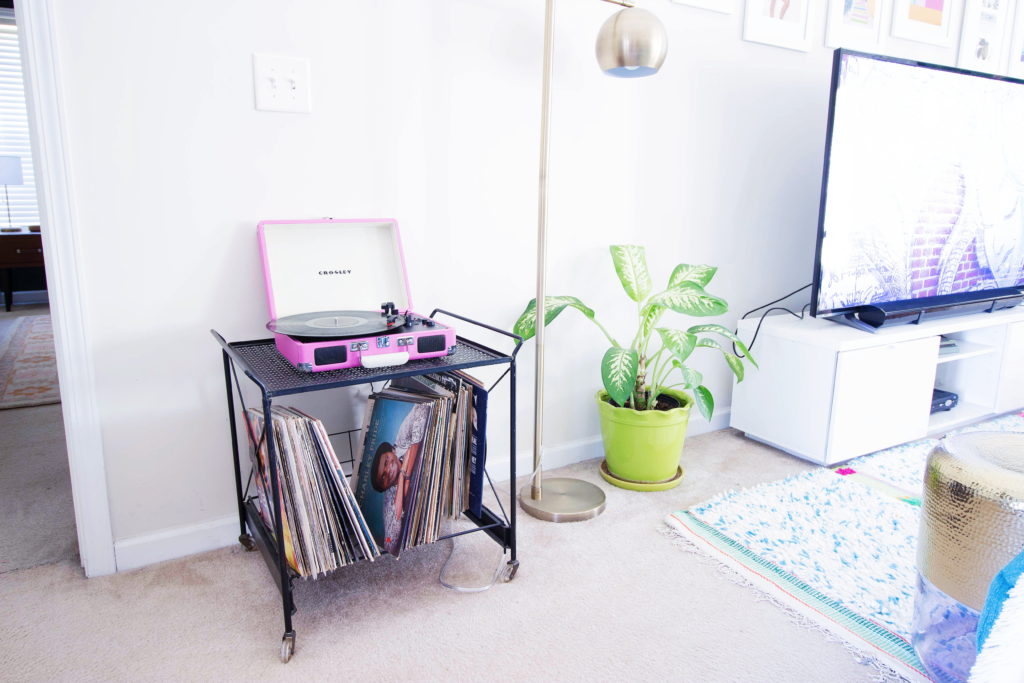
xmin=596 ymin=7 xmax=668 ymax=78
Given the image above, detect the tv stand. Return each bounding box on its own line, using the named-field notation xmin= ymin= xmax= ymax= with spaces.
xmin=826 ymin=288 xmax=1024 ymax=333
xmin=731 ymin=306 xmax=1024 ymax=465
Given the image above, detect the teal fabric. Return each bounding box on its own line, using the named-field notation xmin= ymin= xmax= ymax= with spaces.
xmin=976 ymin=549 xmax=1024 ymax=652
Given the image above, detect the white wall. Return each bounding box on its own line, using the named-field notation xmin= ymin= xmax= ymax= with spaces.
xmin=45 ymin=0 xmax=965 ymax=567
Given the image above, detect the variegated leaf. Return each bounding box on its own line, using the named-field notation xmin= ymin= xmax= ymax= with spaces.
xmin=696 ymin=338 xmax=745 ymax=382
xmin=601 ymin=347 xmax=638 ymax=407
xmin=675 ymin=364 xmax=702 ymax=389
xmin=610 ymin=245 xmax=652 ymax=303
xmin=639 ymin=303 xmax=665 ymax=341
xmin=688 ymin=323 xmax=758 ymax=368
xmin=692 ymin=385 xmax=714 ymax=421
xmin=648 ymin=282 xmax=728 ymax=317
xmin=696 ymin=337 xmax=724 ymax=351
xmin=669 ymin=263 xmax=717 ymax=288
xmin=725 ymin=352 xmax=744 ymax=382
xmin=513 ymin=296 xmax=595 ymax=341
xmin=656 ymin=328 xmax=696 ymax=365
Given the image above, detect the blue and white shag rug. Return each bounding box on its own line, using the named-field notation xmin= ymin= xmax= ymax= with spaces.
xmin=665 ymin=412 xmax=1024 ymax=682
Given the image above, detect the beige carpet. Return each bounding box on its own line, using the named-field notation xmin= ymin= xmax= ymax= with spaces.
xmin=0 ymin=430 xmax=891 ymax=681
xmin=0 ymin=304 xmax=78 ymax=574
xmin=0 ymin=402 xmax=78 ymax=574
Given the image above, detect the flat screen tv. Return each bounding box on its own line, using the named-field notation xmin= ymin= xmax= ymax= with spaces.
xmin=812 ymin=49 xmax=1024 ymax=330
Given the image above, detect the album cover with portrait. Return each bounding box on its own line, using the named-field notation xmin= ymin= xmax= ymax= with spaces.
xmin=353 ymin=394 xmax=434 ymax=556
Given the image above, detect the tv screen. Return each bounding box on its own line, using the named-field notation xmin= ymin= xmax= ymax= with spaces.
xmin=812 ymin=50 xmax=1024 ymax=318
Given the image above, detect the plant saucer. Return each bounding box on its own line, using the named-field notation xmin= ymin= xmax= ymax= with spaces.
xmin=599 ymin=460 xmax=685 ymax=492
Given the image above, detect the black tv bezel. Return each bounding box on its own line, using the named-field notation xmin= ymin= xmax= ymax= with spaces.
xmin=810 ymin=48 xmax=1024 ymax=320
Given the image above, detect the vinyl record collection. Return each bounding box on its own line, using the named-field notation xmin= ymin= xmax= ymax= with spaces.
xmin=245 ymin=370 xmax=489 ymax=575
xmin=353 ymin=370 xmax=488 ymax=558
xmin=245 ymin=406 xmax=380 ymax=578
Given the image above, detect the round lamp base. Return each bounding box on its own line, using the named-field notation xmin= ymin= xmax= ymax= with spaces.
xmin=518 ymin=477 xmax=606 ymax=522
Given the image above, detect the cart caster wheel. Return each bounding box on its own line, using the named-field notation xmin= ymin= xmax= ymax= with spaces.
xmin=239 ymin=534 xmax=256 ymax=551
xmin=503 ymin=559 xmax=520 ymax=582
xmin=280 ymin=632 xmax=296 ymax=663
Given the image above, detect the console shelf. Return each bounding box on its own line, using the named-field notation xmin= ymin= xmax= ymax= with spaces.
xmin=935 ymin=340 xmax=998 ymax=365
xmin=731 ymin=307 xmax=1024 ymax=465
xmin=928 ymin=400 xmax=992 ymax=434
xmin=212 ymin=309 xmax=522 ymax=661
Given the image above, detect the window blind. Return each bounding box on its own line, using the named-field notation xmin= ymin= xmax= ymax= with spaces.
xmin=0 ymin=8 xmax=39 ymax=228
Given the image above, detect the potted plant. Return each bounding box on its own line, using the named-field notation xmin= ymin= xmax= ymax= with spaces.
xmin=513 ymin=245 xmax=756 ymax=490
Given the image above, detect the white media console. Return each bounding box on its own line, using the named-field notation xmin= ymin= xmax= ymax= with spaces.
xmin=730 ymin=307 xmax=1024 ymax=465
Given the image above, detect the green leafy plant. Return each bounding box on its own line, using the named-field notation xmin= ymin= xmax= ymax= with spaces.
xmin=513 ymin=245 xmax=757 ymax=419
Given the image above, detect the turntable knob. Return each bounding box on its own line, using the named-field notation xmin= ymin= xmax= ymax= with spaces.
xmin=424 ymin=319 xmax=436 ymax=327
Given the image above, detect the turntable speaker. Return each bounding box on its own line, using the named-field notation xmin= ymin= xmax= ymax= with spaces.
xmin=258 ymin=219 xmax=456 ymax=372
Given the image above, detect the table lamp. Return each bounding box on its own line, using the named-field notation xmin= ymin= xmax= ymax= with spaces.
xmin=520 ymin=0 xmax=668 ymax=523
xmin=0 ymin=156 xmax=23 ymax=230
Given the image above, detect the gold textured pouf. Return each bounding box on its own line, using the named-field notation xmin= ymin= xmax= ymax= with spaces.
xmin=913 ymin=431 xmax=1024 ymax=682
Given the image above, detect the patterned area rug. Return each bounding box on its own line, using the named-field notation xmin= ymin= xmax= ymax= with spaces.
xmin=0 ymin=315 xmax=61 ymax=409
xmin=665 ymin=412 xmax=1024 ymax=682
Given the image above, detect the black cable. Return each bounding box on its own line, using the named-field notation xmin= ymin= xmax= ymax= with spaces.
xmin=742 ymin=306 xmax=805 ymax=355
xmin=732 ymin=284 xmax=813 ymax=357
xmin=739 ymin=283 xmax=812 ymax=321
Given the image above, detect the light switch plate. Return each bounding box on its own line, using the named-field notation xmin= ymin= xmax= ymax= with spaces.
xmin=253 ymin=53 xmax=312 ymax=113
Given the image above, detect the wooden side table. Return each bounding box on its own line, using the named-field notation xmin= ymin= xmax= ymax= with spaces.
xmin=0 ymin=229 xmax=44 ymax=312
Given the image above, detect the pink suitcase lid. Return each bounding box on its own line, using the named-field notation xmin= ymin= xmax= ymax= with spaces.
xmin=257 ymin=218 xmax=414 ymax=321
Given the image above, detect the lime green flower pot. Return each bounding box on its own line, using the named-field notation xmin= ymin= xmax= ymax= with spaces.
xmin=595 ymin=388 xmax=692 ymax=487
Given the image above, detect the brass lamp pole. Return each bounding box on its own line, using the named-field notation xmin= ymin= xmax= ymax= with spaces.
xmin=519 ymin=0 xmax=668 ymax=522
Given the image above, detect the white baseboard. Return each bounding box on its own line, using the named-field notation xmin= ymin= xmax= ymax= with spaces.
xmin=487 ymin=408 xmax=731 ymax=483
xmin=113 ymin=514 xmax=238 ymax=572
xmin=112 ymin=410 xmax=731 ymax=570
xmin=693 ymin=407 xmax=732 ymax=436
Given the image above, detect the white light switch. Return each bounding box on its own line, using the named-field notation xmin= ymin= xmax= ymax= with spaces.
xmin=253 ymin=53 xmax=312 ymax=113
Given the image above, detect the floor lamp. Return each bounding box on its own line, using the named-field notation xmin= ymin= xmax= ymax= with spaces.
xmin=0 ymin=156 xmax=23 ymax=229
xmin=519 ymin=1 xmax=668 ymax=522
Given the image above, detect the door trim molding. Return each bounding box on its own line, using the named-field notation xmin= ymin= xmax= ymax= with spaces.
xmin=16 ymin=0 xmax=116 ymax=576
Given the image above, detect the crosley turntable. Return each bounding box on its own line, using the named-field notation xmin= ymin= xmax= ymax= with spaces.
xmin=258 ymin=218 xmax=456 ymax=372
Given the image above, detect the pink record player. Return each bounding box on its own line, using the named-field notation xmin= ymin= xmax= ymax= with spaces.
xmin=258 ymin=218 xmax=456 ymax=372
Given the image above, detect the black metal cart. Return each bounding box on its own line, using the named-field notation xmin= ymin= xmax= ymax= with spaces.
xmin=212 ymin=310 xmax=521 ymax=662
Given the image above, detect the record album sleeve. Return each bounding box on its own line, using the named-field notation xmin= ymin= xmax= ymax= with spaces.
xmin=353 ymin=395 xmax=434 ymax=556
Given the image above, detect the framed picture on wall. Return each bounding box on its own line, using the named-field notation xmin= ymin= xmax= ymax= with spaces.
xmin=890 ymin=0 xmax=961 ymax=47
xmin=1006 ymin=1 xmax=1024 ymax=78
xmin=825 ymin=0 xmax=888 ymax=50
xmin=670 ymin=0 xmax=737 ymax=14
xmin=743 ymin=0 xmax=815 ymax=51
xmin=957 ymin=0 xmax=1012 ymax=74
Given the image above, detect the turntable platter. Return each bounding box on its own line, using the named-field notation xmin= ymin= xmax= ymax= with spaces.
xmin=267 ymin=310 xmax=407 ymax=338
